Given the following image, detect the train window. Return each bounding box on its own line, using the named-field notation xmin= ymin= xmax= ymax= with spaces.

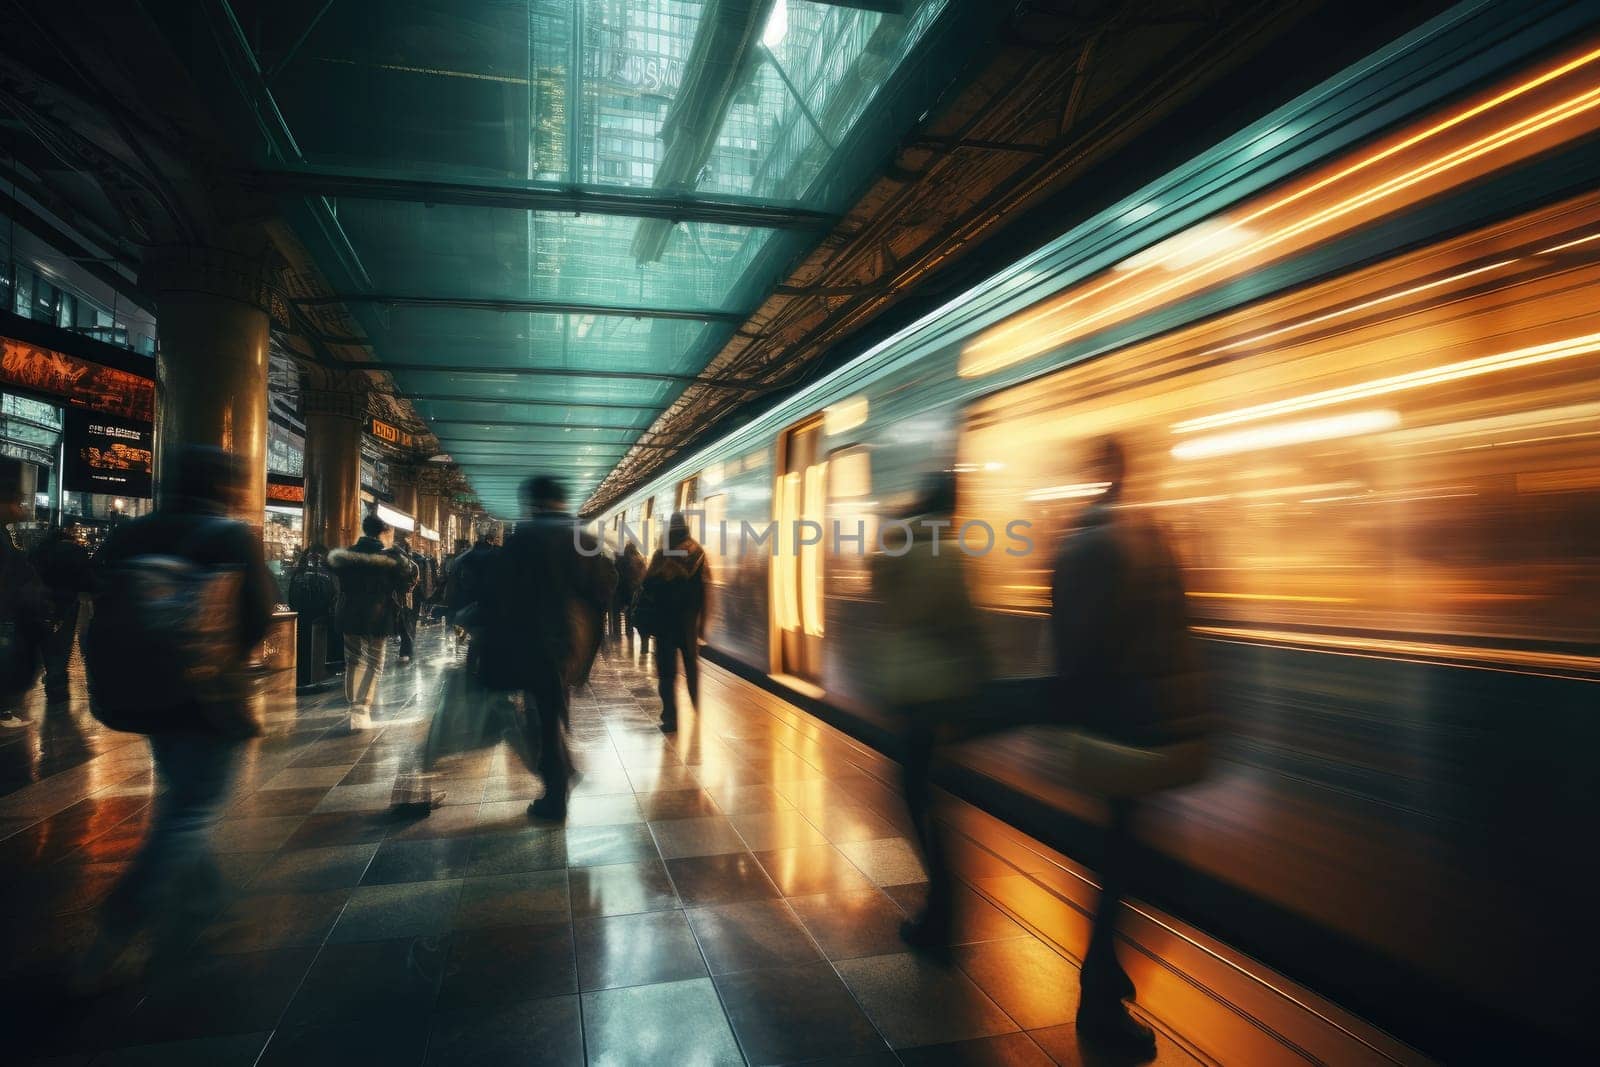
xmin=775 ymin=415 xmax=826 ymax=681
xmin=827 ymin=445 xmax=874 ymax=600
xmin=677 ymin=475 xmax=699 ymax=512
xmin=958 ymin=190 xmax=1600 ymax=678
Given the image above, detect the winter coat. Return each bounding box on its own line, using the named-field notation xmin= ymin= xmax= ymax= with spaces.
xmin=477 ymin=511 xmax=614 ymax=689
xmin=328 ymin=538 xmax=417 ymax=637
xmin=1050 ymin=502 xmax=1208 ymax=747
xmin=869 ymin=521 xmax=990 ymax=707
xmin=1 ymin=529 xmax=50 ymax=697
xmin=640 ymin=538 xmax=709 ymax=643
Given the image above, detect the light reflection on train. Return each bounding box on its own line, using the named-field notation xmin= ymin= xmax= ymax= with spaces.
xmin=597 ymin=39 xmax=1600 ymax=1047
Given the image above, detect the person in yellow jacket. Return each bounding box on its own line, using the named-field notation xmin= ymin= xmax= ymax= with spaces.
xmin=869 ymin=472 xmax=992 ymax=952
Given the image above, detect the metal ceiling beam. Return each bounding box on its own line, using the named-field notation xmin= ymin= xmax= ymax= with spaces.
xmin=296 ymin=293 xmax=743 ymax=323
xmin=239 ymin=164 xmax=837 ymax=230
xmin=427 ymin=417 xmax=684 ymax=436
xmin=375 ymin=363 xmax=766 ymax=390
xmin=398 ymin=393 xmax=660 ymax=413
xmin=440 ymin=437 xmax=683 ymax=452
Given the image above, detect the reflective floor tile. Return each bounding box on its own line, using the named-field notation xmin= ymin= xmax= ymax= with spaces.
xmin=684 ymin=898 xmax=822 ymax=975
xmin=898 ymin=1032 xmax=1057 ymax=1066
xmin=228 ymin=787 xmax=330 ymax=817
xmin=835 ymin=952 xmax=1019 ymax=1049
xmin=279 ymin=936 xmax=448 ymax=1027
xmin=454 ymin=869 xmax=571 ymax=929
xmin=581 ymin=978 xmax=742 ymax=1067
xmin=258 ymin=1017 xmax=430 ymax=1067
xmin=120 ymin=947 xmax=317 ymax=1044
xmin=665 ymin=851 xmax=780 ymax=908
xmin=814 ymin=806 xmax=914 ymax=846
xmin=1027 ymin=1021 xmax=1203 ymax=1067
xmin=728 ymin=810 xmax=830 ymax=852
xmin=311 ymin=784 xmax=395 ymax=815
xmin=574 ymin=909 xmax=707 ymax=991
xmin=885 ymin=884 xmax=1028 ymax=946
xmin=837 ymin=837 xmax=929 ymax=887
xmin=247 ymin=843 xmax=378 ymax=893
xmin=647 ymin=815 xmax=747 ymax=859
xmin=564 ymin=793 xmax=647 ymax=827
xmin=563 ymin=823 xmax=660 ymax=867
xmin=704 ymin=785 xmax=793 ymax=815
xmin=787 ymin=889 xmax=915 ymax=961
xmin=954 ymin=937 xmax=1081 ymax=1030
xmin=260 ymin=766 xmax=352 ymax=791
xmin=634 ymin=789 xmax=721 ymax=821
xmin=755 ymin=844 xmax=876 ymax=896
xmin=199 ymin=889 xmax=352 ymax=954
xmin=465 ymin=829 xmax=567 ymax=876
xmin=280 ymin=813 xmax=392 ymax=851
xmin=438 ymin=922 xmax=577 ymax=1009
xmin=211 ymin=816 xmax=305 ymax=853
xmin=328 ymin=881 xmax=462 ymax=944
xmin=568 ymin=858 xmax=680 ymax=918
xmin=424 ymin=994 xmax=584 ymax=1067
xmin=361 ymin=838 xmax=475 ymax=886
xmin=90 ymin=1031 xmax=271 ymax=1066
xmin=713 ymin=960 xmax=891 ymax=1065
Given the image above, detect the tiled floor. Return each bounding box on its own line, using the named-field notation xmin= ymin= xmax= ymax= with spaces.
xmin=1 ymin=621 xmax=1204 ymax=1066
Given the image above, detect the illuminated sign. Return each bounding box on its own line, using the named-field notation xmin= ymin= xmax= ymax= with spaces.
xmin=63 ymin=408 xmax=153 ymax=497
xmin=1 ymin=336 xmax=155 ymax=421
xmin=267 ymin=480 xmax=306 ymax=504
xmin=419 ymin=524 xmax=440 ymax=542
xmin=375 ymin=502 xmax=415 ymax=532
xmin=368 ymin=417 xmax=415 ymax=449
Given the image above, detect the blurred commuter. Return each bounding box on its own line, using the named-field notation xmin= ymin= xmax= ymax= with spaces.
xmin=1 ymin=459 xmax=49 ymax=728
xmin=329 ymin=513 xmax=417 ymax=729
xmin=1050 ymin=436 xmax=1207 ymax=1056
xmin=871 ymin=473 xmax=992 ymax=950
xmin=392 ymin=532 xmax=419 ymax=663
xmin=448 ymin=531 xmax=499 ymax=663
xmin=614 ymin=541 xmax=646 ymax=644
xmin=287 ymin=543 xmax=337 ymax=682
xmin=80 ymin=446 xmax=274 ymax=980
xmin=477 ymin=476 xmax=612 ymax=819
xmin=637 ymin=512 xmax=709 ymax=733
xmin=30 ymin=526 xmax=92 ymax=703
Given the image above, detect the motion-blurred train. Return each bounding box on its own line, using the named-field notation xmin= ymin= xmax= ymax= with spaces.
xmin=594 ymin=3 xmax=1600 ymax=1054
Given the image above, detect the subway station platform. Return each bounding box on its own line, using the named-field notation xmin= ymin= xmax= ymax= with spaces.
xmin=0 ymin=622 xmax=1422 ymax=1066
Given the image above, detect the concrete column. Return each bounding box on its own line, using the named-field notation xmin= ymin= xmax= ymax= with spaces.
xmin=302 ymin=385 xmax=366 ymax=551
xmin=143 ymin=246 xmax=277 ymax=524
xmin=388 ymin=464 xmax=420 ymax=525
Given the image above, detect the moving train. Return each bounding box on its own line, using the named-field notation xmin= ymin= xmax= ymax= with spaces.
xmin=593 ymin=2 xmax=1600 ymax=1054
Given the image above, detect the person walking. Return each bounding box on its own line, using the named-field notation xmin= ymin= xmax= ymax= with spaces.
xmin=476 ymin=476 xmax=612 ymax=820
xmin=30 ymin=526 xmax=93 ymax=703
xmin=636 ymin=513 xmax=709 ymax=733
xmin=392 ymin=532 xmax=420 ymax=664
xmin=328 ymin=513 xmax=417 ymax=730
xmin=870 ymin=474 xmax=992 ymax=951
xmin=614 ymin=541 xmax=646 ymax=645
xmin=79 ymin=446 xmax=275 ymax=979
xmin=1 ymin=459 xmax=49 ymax=729
xmin=1050 ymin=436 xmax=1208 ymax=1056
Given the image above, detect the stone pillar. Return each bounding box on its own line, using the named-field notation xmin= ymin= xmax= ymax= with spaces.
xmin=143 ymin=246 xmax=277 ymax=524
xmin=302 ymin=385 xmax=366 ymax=552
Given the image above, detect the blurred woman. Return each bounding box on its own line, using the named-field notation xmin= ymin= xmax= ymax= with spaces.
xmin=638 ymin=513 xmax=709 ymax=732
xmin=870 ymin=473 xmax=992 ymax=949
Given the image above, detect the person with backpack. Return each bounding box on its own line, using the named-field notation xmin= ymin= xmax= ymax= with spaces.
xmin=392 ymin=532 xmax=420 ymax=664
xmin=1 ymin=458 xmax=49 ymax=729
xmin=79 ymin=445 xmax=275 ymax=978
xmin=476 ymin=476 xmax=612 ymax=820
xmin=635 ymin=512 xmax=709 ymax=733
xmin=30 ymin=525 xmax=93 ymax=704
xmin=1050 ymin=436 xmax=1208 ymax=1057
xmin=328 ymin=512 xmax=417 ymax=729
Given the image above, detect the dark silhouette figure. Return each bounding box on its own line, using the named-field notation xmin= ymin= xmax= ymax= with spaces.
xmin=477 ymin=476 xmax=612 ymax=819
xmin=328 ymin=513 xmax=417 ymax=729
xmin=638 ymin=512 xmax=709 ymax=733
xmin=80 ymin=446 xmax=275 ymax=982
xmin=613 ymin=541 xmax=646 ymax=643
xmin=1050 ymin=436 xmax=1207 ymax=1058
xmin=30 ymin=527 xmax=93 ymax=703
xmin=871 ymin=473 xmax=991 ymax=952
xmin=0 ymin=459 xmax=49 ymax=728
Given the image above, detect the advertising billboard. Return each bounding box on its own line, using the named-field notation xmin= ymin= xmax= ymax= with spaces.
xmin=63 ymin=407 xmax=153 ymax=497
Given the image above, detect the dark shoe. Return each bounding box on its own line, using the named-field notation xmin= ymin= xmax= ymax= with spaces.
xmin=1082 ymin=960 xmax=1137 ymax=1003
xmin=527 ymin=796 xmax=567 ymax=821
xmin=658 ymin=718 xmax=678 ymax=734
xmin=1076 ymin=1001 xmax=1156 ymax=1059
xmin=898 ymin=917 xmax=953 ymax=963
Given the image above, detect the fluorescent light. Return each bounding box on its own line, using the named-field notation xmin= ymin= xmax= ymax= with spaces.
xmin=763 ymin=0 xmax=787 ymax=48
xmin=1025 ymin=481 xmax=1111 ymax=502
xmin=1172 ymin=410 xmax=1400 ymax=461
xmin=375 ymin=503 xmax=415 ymax=531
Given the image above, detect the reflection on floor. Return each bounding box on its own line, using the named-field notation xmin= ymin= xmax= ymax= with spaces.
xmin=1 ymin=620 xmax=1211 ymax=1066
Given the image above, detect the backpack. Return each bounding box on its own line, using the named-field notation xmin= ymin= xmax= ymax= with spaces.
xmin=85 ymin=541 xmax=253 ymax=735
xmin=287 ymin=566 xmax=337 ymax=621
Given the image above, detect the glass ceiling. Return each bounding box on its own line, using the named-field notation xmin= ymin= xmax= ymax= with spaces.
xmin=222 ymin=0 xmax=952 ymax=513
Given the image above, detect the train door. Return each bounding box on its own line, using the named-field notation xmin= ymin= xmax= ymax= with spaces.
xmin=642 ymin=497 xmax=655 ymax=555
xmin=774 ymin=416 xmax=826 ymax=683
